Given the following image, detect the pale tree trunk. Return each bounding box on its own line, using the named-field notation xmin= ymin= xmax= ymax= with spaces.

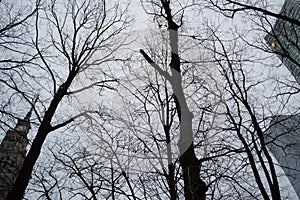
xmin=140 ymin=1 xmax=208 ymax=199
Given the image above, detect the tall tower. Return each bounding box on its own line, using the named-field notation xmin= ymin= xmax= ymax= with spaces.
xmin=0 ymin=107 xmax=33 ymax=199
xmin=265 ymin=115 xmax=300 ymax=199
xmin=265 ymin=0 xmax=300 ymax=84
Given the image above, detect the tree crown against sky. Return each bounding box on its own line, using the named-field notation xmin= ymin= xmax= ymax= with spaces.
xmin=0 ymin=0 xmax=300 ymax=199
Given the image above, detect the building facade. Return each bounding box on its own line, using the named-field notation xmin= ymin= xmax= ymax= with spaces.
xmin=265 ymin=0 xmax=300 ymax=84
xmin=265 ymin=115 xmax=300 ymax=198
xmin=0 ymin=109 xmax=32 ymax=199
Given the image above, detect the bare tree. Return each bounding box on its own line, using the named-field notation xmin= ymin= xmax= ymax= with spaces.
xmin=198 ymin=17 xmax=300 ymax=198
xmin=1 ymin=0 xmax=299 ymax=199
xmin=4 ymin=0 xmax=131 ymax=199
xmin=138 ymin=1 xmax=211 ymax=199
xmin=213 ymin=36 xmax=281 ymax=200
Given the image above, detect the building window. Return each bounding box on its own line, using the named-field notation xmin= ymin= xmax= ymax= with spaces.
xmin=0 ymin=156 xmax=10 ymax=168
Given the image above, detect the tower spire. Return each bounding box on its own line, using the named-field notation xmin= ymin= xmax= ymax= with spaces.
xmin=0 ymin=96 xmax=37 ymax=199
xmin=24 ymin=96 xmax=38 ymax=121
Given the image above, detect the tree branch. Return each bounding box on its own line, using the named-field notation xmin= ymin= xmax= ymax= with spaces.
xmin=50 ymin=111 xmax=98 ymax=131
xmin=66 ymin=80 xmax=117 ymax=95
xmin=139 ymin=49 xmax=172 ymax=82
xmin=221 ymin=0 xmax=300 ymax=26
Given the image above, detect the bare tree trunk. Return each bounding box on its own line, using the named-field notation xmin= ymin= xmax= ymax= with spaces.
xmin=164 ymin=124 xmax=177 ymax=200
xmin=140 ymin=1 xmax=208 ymax=199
